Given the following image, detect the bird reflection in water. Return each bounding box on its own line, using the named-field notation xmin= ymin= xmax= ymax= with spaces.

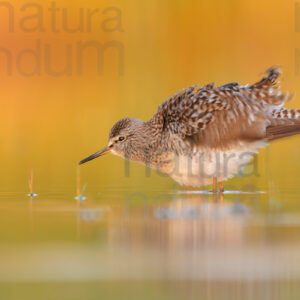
xmin=71 ymin=190 xmax=300 ymax=282
xmin=153 ymin=194 xmax=250 ymax=221
xmin=104 ymin=191 xmax=259 ymax=256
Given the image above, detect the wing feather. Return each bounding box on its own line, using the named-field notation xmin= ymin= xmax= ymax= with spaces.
xmin=148 ymin=67 xmax=296 ymax=153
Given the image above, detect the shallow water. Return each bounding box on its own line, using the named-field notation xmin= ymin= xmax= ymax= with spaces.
xmin=0 ymin=180 xmax=300 ymax=300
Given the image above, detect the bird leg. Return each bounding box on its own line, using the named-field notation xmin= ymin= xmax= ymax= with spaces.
xmin=218 ymin=181 xmax=224 ymax=193
xmin=212 ymin=178 xmax=224 ymax=193
xmin=212 ymin=177 xmax=218 ymax=193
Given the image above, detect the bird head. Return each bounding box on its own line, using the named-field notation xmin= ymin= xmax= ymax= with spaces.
xmin=79 ymin=118 xmax=147 ymax=165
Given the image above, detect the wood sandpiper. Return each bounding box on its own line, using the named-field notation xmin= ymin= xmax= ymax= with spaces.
xmin=79 ymin=67 xmax=300 ymax=192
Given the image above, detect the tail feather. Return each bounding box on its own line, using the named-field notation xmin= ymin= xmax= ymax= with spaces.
xmin=255 ymin=67 xmax=300 ymax=141
xmin=266 ymin=118 xmax=300 ymax=140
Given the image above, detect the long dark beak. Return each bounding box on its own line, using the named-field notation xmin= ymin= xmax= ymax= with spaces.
xmin=79 ymin=146 xmax=111 ymax=165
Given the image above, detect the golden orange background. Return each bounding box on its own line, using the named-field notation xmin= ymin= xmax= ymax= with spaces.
xmin=0 ymin=2 xmax=300 ymax=298
xmin=0 ymin=0 xmax=299 ymax=196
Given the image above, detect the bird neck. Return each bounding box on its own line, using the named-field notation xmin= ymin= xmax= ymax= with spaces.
xmin=124 ymin=121 xmax=163 ymax=165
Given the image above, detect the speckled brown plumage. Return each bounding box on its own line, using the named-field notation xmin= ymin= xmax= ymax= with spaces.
xmin=149 ymin=67 xmax=299 ymax=151
xmin=80 ymin=67 xmax=300 ymax=189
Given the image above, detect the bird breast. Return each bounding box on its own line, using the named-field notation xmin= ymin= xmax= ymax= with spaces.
xmin=150 ymin=141 xmax=266 ymax=187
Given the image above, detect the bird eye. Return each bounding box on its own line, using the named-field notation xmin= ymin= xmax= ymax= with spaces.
xmin=118 ymin=136 xmax=125 ymax=141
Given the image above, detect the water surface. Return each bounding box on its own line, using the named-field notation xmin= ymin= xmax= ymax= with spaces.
xmin=0 ymin=181 xmax=300 ymax=300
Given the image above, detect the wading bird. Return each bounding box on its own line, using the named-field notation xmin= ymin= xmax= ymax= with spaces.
xmin=79 ymin=67 xmax=300 ymax=192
